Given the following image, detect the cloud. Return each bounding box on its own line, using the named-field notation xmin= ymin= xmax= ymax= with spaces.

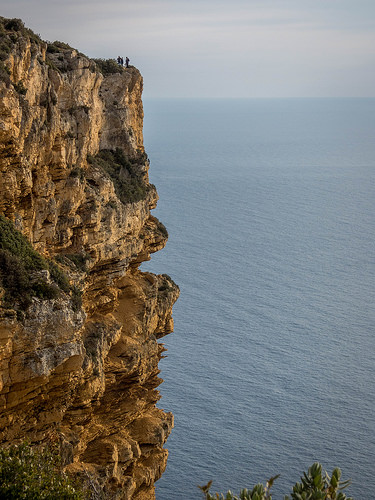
xmin=1 ymin=0 xmax=375 ymax=96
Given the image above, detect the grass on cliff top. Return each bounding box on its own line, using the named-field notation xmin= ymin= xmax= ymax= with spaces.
xmin=0 ymin=17 xmax=41 ymax=60
xmin=92 ymin=58 xmax=125 ymax=76
xmin=46 ymin=40 xmax=76 ymax=53
xmin=0 ymin=18 xmax=40 ymax=69
xmin=0 ymin=17 xmax=46 ymax=85
xmin=0 ymin=16 xmax=90 ymax=78
xmin=46 ymin=40 xmax=91 ymax=72
xmin=0 ymin=17 xmax=127 ymax=82
xmin=0 ymin=215 xmax=81 ymax=313
xmin=88 ymin=148 xmax=150 ymax=204
xmin=0 ymin=17 xmax=41 ymax=83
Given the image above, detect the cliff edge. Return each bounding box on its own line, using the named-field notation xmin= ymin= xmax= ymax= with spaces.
xmin=0 ymin=17 xmax=179 ymax=499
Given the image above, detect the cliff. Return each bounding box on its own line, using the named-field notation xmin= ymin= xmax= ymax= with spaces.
xmin=0 ymin=17 xmax=179 ymax=499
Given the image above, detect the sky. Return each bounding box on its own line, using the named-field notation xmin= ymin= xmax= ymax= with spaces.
xmin=1 ymin=0 xmax=375 ymax=98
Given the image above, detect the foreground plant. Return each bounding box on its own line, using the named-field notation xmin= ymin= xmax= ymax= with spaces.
xmin=199 ymin=463 xmax=353 ymax=500
xmin=0 ymin=442 xmax=84 ymax=499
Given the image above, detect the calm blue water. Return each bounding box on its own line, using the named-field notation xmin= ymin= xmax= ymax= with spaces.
xmin=142 ymin=98 xmax=375 ymax=499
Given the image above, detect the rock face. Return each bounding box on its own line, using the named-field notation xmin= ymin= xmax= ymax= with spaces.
xmin=0 ymin=18 xmax=179 ymax=499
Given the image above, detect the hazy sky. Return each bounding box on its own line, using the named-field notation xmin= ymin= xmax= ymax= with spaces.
xmin=1 ymin=0 xmax=375 ymax=98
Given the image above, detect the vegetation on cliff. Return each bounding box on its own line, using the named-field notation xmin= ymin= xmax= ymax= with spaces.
xmin=0 ymin=15 xmax=178 ymax=498
xmin=0 ymin=17 xmax=37 ymax=82
xmin=0 ymin=16 xmax=125 ymax=81
xmin=0 ymin=16 xmax=95 ymax=78
xmin=200 ymin=463 xmax=353 ymax=500
xmin=0 ymin=215 xmax=81 ymax=312
xmin=0 ymin=17 xmax=41 ymax=59
xmin=87 ymin=148 xmax=151 ymax=204
xmin=0 ymin=448 xmax=353 ymax=500
xmin=0 ymin=443 xmax=84 ymax=499
xmin=92 ymin=58 xmax=125 ymax=76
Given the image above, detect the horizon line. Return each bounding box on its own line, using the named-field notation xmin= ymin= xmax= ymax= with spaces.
xmin=143 ymin=95 xmax=375 ymax=100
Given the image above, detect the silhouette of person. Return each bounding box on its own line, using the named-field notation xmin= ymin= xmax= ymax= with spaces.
xmin=120 ymin=56 xmax=124 ymax=66
xmin=125 ymin=57 xmax=129 ymax=68
xmin=117 ymin=56 xmax=122 ymax=65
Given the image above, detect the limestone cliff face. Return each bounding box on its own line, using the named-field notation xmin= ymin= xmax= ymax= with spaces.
xmin=0 ymin=18 xmax=179 ymax=499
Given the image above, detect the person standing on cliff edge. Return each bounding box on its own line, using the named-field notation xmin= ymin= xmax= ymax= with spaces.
xmin=125 ymin=56 xmax=129 ymax=68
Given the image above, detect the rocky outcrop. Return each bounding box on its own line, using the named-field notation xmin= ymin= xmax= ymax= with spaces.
xmin=0 ymin=18 xmax=179 ymax=498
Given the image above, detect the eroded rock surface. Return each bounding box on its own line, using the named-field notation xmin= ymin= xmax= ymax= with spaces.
xmin=0 ymin=18 xmax=179 ymax=499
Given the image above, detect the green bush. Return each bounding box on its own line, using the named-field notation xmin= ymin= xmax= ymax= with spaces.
xmin=0 ymin=442 xmax=84 ymax=499
xmin=4 ymin=18 xmax=24 ymax=32
xmin=0 ymin=249 xmax=33 ymax=309
xmin=87 ymin=148 xmax=150 ymax=204
xmin=285 ymin=463 xmax=352 ymax=500
xmin=92 ymin=58 xmax=124 ymax=76
xmin=0 ymin=215 xmax=80 ymax=311
xmin=47 ymin=41 xmax=73 ymax=53
xmin=0 ymin=16 xmax=42 ymax=52
xmin=200 ymin=463 xmax=353 ymax=500
xmin=48 ymin=260 xmax=70 ymax=293
xmin=0 ymin=215 xmax=46 ymax=271
xmin=32 ymin=280 xmax=60 ymax=300
xmin=0 ymin=39 xmax=11 ymax=59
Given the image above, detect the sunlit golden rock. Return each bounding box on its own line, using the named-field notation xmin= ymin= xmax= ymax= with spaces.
xmin=0 ymin=18 xmax=179 ymax=499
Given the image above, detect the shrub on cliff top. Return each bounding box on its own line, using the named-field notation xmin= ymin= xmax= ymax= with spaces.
xmin=92 ymin=58 xmax=124 ymax=76
xmin=0 ymin=442 xmax=84 ymax=499
xmin=0 ymin=17 xmax=90 ymax=78
xmin=0 ymin=17 xmax=41 ymax=84
xmin=3 ymin=18 xmax=24 ymax=32
xmin=0 ymin=16 xmax=41 ymax=47
xmin=200 ymin=462 xmax=353 ymax=500
xmin=47 ymin=40 xmax=74 ymax=53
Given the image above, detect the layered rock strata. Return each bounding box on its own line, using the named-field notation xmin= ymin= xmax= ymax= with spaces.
xmin=0 ymin=18 xmax=179 ymax=499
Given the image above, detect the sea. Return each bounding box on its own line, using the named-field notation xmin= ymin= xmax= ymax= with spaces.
xmin=141 ymin=98 xmax=375 ymax=499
